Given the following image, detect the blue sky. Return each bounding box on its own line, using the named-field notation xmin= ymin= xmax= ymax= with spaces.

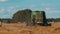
xmin=0 ymin=0 xmax=60 ymax=18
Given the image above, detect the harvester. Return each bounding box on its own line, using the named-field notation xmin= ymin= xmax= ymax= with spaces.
xmin=13 ymin=9 xmax=51 ymax=26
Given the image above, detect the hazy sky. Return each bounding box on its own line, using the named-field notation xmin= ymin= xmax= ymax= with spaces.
xmin=0 ymin=0 xmax=60 ymax=18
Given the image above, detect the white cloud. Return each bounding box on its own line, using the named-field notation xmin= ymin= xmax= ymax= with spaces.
xmin=7 ymin=7 xmax=14 ymax=12
xmin=1 ymin=15 xmax=11 ymax=18
xmin=0 ymin=0 xmax=7 ymax=2
xmin=44 ymin=7 xmax=59 ymax=13
xmin=45 ymin=8 xmax=51 ymax=10
xmin=43 ymin=7 xmax=60 ymax=18
xmin=7 ymin=6 xmax=19 ymax=15
xmin=0 ymin=8 xmax=5 ymax=13
xmin=7 ymin=6 xmax=19 ymax=12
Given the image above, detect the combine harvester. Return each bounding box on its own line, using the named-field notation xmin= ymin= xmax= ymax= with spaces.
xmin=13 ymin=9 xmax=51 ymax=26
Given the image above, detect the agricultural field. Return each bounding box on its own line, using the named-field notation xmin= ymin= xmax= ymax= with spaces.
xmin=0 ymin=22 xmax=60 ymax=34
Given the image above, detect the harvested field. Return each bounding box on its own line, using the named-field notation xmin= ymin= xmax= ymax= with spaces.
xmin=0 ymin=22 xmax=60 ymax=34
